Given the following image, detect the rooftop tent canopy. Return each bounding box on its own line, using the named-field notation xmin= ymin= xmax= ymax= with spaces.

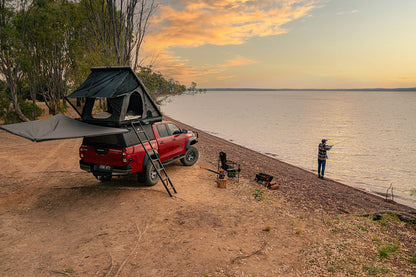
xmin=0 ymin=114 xmax=128 ymax=142
xmin=66 ymin=66 xmax=162 ymax=126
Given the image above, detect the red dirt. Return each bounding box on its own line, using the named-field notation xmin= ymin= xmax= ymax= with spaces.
xmin=0 ymin=116 xmax=415 ymax=276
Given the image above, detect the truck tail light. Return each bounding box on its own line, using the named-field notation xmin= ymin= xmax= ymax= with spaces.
xmin=122 ymin=150 xmax=131 ymax=165
xmin=79 ymin=145 xmax=88 ymax=158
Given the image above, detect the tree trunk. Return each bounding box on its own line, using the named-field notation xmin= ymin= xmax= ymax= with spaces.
xmin=11 ymin=88 xmax=30 ymax=122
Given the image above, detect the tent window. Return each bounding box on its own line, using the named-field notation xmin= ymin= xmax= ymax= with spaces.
xmin=66 ymin=97 xmax=86 ymax=117
xmin=91 ymin=98 xmax=112 ymax=119
xmin=125 ymin=92 xmax=143 ymax=120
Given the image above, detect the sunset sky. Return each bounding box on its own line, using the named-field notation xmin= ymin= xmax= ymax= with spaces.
xmin=144 ymin=0 xmax=416 ymax=89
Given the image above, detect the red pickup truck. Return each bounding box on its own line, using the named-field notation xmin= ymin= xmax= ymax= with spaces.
xmin=79 ymin=121 xmax=199 ymax=186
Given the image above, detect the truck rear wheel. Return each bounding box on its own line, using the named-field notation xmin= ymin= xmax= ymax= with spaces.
xmin=180 ymin=146 xmax=199 ymax=166
xmin=143 ymin=162 xmax=160 ymax=186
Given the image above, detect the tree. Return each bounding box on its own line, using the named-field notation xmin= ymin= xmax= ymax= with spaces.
xmin=81 ymin=0 xmax=156 ymax=71
xmin=136 ymin=66 xmax=186 ymax=99
xmin=188 ymin=82 xmax=197 ymax=93
xmin=21 ymin=0 xmax=79 ymax=115
xmin=0 ymin=0 xmax=30 ymax=121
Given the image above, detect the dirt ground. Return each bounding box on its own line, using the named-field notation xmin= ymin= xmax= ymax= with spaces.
xmin=1 ymin=118 xmax=416 ymax=276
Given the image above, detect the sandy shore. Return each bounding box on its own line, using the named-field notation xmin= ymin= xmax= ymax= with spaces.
xmin=0 ymin=115 xmax=415 ymax=276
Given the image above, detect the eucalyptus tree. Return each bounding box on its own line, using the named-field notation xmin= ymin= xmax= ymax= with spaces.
xmin=81 ymin=0 xmax=156 ymax=71
xmin=21 ymin=0 xmax=79 ymax=115
xmin=0 ymin=0 xmax=30 ymax=121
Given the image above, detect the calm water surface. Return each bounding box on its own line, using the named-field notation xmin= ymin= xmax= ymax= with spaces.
xmin=161 ymin=91 xmax=416 ymax=208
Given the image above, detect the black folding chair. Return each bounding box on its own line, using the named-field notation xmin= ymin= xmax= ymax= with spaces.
xmin=218 ymin=151 xmax=240 ymax=182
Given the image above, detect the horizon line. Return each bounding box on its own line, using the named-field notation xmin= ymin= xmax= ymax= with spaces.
xmin=204 ymin=87 xmax=416 ymax=92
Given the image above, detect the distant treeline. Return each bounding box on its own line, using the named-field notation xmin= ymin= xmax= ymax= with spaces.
xmin=206 ymin=88 xmax=416 ymax=92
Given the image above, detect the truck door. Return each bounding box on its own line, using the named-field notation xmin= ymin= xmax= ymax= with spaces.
xmin=167 ymin=123 xmax=187 ymax=158
xmin=155 ymin=123 xmax=174 ymax=161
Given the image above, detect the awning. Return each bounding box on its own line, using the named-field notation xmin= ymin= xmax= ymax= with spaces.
xmin=0 ymin=114 xmax=128 ymax=142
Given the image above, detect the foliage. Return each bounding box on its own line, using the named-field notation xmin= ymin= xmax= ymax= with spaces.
xmin=252 ymin=188 xmax=265 ymax=201
xmin=188 ymin=81 xmax=207 ymax=94
xmin=0 ymin=0 xmax=30 ymax=121
xmin=0 ymin=0 xmax=193 ymax=121
xmin=137 ymin=66 xmax=186 ymax=98
xmin=19 ymin=0 xmax=80 ymax=115
xmin=188 ymin=82 xmax=207 ymax=94
xmin=378 ymin=244 xmax=399 ymax=258
xmin=0 ymin=85 xmax=42 ymax=124
xmin=79 ymin=0 xmax=156 ymax=71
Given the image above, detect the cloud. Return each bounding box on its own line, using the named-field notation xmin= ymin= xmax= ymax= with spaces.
xmin=149 ymin=0 xmax=317 ymax=48
xmin=144 ymin=0 xmax=320 ymax=83
xmin=336 ymin=9 xmax=359 ymax=16
xmin=216 ymin=75 xmax=235 ymax=80
xmin=395 ymin=76 xmax=416 ymax=83
xmin=145 ymin=51 xmax=257 ymax=84
xmin=220 ymin=55 xmax=258 ymax=67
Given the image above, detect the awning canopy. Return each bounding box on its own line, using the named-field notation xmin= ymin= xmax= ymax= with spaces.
xmin=0 ymin=114 xmax=128 ymax=142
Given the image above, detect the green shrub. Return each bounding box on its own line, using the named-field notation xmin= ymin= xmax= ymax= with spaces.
xmin=378 ymin=244 xmax=399 ymax=258
xmin=20 ymin=100 xmax=43 ymax=118
xmin=0 ymin=96 xmax=43 ymax=124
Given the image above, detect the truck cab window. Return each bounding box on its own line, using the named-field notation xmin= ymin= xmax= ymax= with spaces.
xmin=156 ymin=124 xmax=169 ymax=138
xmin=167 ymin=123 xmax=181 ymax=135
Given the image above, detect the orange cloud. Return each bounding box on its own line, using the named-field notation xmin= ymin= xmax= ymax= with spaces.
xmin=143 ymin=0 xmax=319 ymax=84
xmin=149 ymin=0 xmax=317 ymax=48
xmin=145 ymin=51 xmax=256 ymax=84
xmin=220 ymin=55 xmax=258 ymax=67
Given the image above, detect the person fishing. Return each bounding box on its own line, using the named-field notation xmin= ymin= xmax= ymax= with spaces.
xmin=318 ymin=139 xmax=333 ymax=179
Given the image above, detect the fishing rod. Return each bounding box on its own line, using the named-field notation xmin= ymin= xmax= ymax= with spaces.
xmin=325 ymin=138 xmax=347 ymax=146
xmin=200 ymin=166 xmax=225 ymax=178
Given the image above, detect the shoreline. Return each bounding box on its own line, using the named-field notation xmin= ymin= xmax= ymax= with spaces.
xmin=165 ymin=115 xmax=416 ymax=215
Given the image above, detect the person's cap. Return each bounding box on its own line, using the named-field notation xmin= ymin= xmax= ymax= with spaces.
xmin=322 ymin=139 xmax=328 ymax=143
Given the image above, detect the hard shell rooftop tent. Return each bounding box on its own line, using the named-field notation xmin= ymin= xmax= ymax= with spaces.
xmin=66 ymin=66 xmax=162 ymax=127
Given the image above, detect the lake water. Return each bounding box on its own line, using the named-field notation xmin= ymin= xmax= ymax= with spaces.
xmin=161 ymin=90 xmax=416 ymax=208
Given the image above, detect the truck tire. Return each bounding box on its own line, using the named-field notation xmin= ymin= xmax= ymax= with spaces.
xmin=143 ymin=162 xmax=160 ymax=186
xmin=180 ymin=146 xmax=199 ymax=166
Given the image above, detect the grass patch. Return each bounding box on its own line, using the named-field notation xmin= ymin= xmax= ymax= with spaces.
xmin=64 ymin=268 xmax=74 ymax=273
xmin=378 ymin=244 xmax=399 ymax=258
xmin=364 ymin=265 xmax=389 ymax=275
xmin=252 ymin=188 xmax=265 ymax=201
xmin=357 ymin=224 xmax=367 ymax=231
xmin=377 ymin=213 xmax=400 ymax=226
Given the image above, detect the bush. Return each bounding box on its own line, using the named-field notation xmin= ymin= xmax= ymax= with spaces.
xmin=0 ymin=94 xmax=43 ymax=124
xmin=20 ymin=100 xmax=43 ymax=118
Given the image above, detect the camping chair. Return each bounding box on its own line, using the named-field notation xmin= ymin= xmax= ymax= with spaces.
xmin=218 ymin=151 xmax=240 ymax=182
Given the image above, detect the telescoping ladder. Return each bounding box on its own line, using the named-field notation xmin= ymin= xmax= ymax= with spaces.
xmin=131 ymin=122 xmax=177 ymax=197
